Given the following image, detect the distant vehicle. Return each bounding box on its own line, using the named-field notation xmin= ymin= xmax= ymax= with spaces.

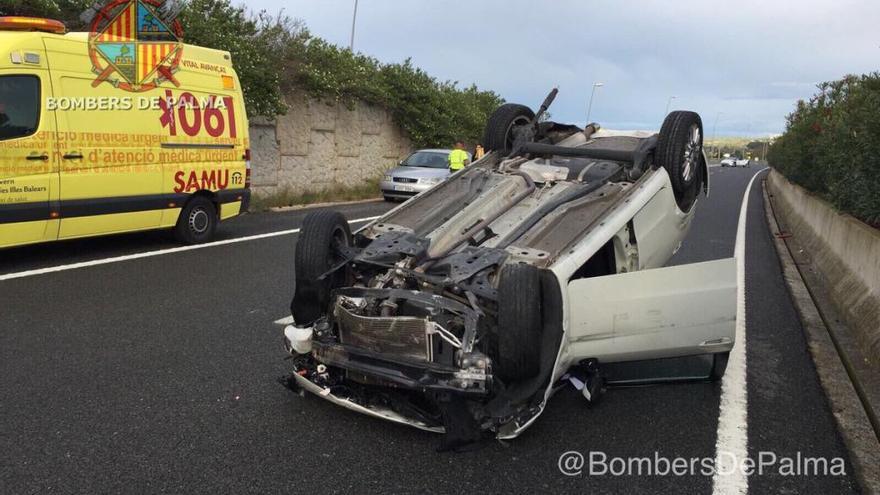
xmin=720 ymin=157 xmax=750 ymax=167
xmin=380 ymin=149 xmax=471 ymax=201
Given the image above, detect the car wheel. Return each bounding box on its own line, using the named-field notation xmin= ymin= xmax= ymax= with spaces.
xmin=656 ymin=111 xmax=703 ymax=209
xmin=174 ymin=196 xmax=217 ymax=245
xmin=290 ymin=210 xmax=352 ymax=325
xmin=496 ymin=263 xmax=542 ymax=382
xmin=483 ymin=103 xmax=535 ymax=155
xmin=383 ymin=195 xmax=393 ymax=202
xmin=709 ymin=351 xmax=730 ymax=381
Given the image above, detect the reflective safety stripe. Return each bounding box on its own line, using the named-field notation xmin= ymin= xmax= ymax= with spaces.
xmin=0 ymin=190 xmax=249 ymax=224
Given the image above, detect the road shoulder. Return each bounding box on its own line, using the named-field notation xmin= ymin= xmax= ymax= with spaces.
xmin=763 ymin=182 xmax=880 ymax=494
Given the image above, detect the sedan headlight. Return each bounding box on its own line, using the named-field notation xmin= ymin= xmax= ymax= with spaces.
xmin=383 ymin=174 xmax=393 ymax=181
xmin=421 ymin=177 xmax=443 ymax=185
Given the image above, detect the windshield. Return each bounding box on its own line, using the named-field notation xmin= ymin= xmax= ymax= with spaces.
xmin=401 ymin=151 xmax=449 ymax=168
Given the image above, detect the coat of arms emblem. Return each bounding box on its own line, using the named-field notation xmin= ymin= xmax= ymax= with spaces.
xmin=87 ymin=0 xmax=183 ymax=91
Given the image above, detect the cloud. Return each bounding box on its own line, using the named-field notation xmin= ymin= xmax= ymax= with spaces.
xmin=242 ymin=0 xmax=879 ymax=136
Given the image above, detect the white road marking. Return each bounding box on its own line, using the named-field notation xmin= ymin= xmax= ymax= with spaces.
xmin=0 ymin=216 xmax=381 ymax=282
xmin=712 ymin=167 xmax=768 ymax=495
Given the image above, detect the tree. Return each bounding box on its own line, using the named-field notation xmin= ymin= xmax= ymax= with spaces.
xmin=0 ymin=0 xmax=92 ymax=29
xmin=178 ymin=0 xmax=298 ymax=118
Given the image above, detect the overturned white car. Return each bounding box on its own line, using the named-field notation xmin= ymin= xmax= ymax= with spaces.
xmin=281 ymin=90 xmax=737 ymax=450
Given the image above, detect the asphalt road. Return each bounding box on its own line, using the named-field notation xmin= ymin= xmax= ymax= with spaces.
xmin=0 ymin=166 xmax=861 ymax=494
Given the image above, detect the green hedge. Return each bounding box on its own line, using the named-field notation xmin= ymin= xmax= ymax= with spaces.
xmin=287 ymin=38 xmax=503 ymax=148
xmin=1 ymin=0 xmax=503 ymax=148
xmin=769 ymin=74 xmax=880 ymax=226
xmin=0 ymin=0 xmax=91 ymax=27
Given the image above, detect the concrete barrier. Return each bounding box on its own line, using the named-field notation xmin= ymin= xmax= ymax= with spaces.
xmin=766 ymin=170 xmax=880 ymax=366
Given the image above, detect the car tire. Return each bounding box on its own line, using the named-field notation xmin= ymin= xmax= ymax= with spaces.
xmin=496 ymin=263 xmax=543 ymax=382
xmin=709 ymin=351 xmax=729 ymax=381
xmin=290 ymin=210 xmax=352 ymax=325
xmin=174 ymin=196 xmax=217 ymax=245
xmin=656 ymin=111 xmax=703 ymax=208
xmin=483 ymin=103 xmax=535 ymax=155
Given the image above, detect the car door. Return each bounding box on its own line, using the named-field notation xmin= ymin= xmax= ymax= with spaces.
xmin=566 ymin=257 xmax=736 ymax=363
xmin=0 ymin=71 xmax=60 ymax=248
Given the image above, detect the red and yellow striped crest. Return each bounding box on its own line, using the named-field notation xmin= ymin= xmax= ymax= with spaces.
xmin=95 ymin=2 xmax=136 ymax=42
xmin=137 ymin=42 xmax=178 ymax=82
xmin=89 ymin=0 xmax=183 ymax=91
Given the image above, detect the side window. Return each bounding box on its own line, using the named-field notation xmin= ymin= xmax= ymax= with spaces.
xmin=0 ymin=75 xmax=40 ymax=141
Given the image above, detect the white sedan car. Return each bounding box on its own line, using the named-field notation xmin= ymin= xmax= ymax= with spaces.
xmin=282 ymin=90 xmax=737 ymax=450
xmin=721 ymin=157 xmax=751 ymax=167
xmin=379 ymin=149 xmax=471 ymax=201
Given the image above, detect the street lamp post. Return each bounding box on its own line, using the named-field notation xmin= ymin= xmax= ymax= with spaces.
xmin=349 ymin=0 xmax=359 ymax=51
xmin=586 ymin=82 xmax=603 ymax=124
xmin=665 ymin=95 xmax=677 ymax=116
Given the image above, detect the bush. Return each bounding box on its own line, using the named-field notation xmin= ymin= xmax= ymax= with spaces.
xmin=178 ymin=0 xmax=297 ymax=118
xmin=0 ymin=0 xmax=91 ymax=28
xmin=287 ymin=39 xmax=504 ymax=148
xmin=769 ymin=74 xmax=880 ymax=226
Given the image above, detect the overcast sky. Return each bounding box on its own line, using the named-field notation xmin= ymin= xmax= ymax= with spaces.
xmin=242 ymin=0 xmax=879 ymax=137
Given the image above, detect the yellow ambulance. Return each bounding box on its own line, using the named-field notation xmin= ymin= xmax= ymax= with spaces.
xmin=0 ymin=15 xmax=250 ymax=249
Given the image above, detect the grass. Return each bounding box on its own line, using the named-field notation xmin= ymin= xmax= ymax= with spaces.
xmin=249 ymin=177 xmax=383 ymax=212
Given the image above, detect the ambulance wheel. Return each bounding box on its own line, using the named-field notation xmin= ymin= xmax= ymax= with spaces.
xmin=175 ymin=196 xmax=217 ymax=245
xmin=496 ymin=263 xmax=542 ymax=382
xmin=291 ymin=210 xmax=352 ymax=325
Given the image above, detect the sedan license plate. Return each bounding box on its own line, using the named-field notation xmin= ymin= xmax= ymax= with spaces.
xmin=394 ymin=184 xmax=414 ymax=192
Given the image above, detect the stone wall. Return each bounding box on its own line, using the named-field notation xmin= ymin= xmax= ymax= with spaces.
xmin=249 ymin=92 xmax=412 ymax=197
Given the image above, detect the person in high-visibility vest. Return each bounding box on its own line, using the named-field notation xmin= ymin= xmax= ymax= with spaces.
xmin=448 ymin=141 xmax=471 ymax=172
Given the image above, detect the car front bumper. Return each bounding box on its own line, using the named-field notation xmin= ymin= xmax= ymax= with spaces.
xmin=282 ymin=324 xmax=543 ymax=439
xmin=380 ymin=179 xmax=434 ymax=198
xmin=286 ymin=366 xmax=445 ymax=433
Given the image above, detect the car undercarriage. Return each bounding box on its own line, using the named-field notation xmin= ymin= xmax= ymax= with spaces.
xmin=281 ymin=90 xmax=734 ymax=450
